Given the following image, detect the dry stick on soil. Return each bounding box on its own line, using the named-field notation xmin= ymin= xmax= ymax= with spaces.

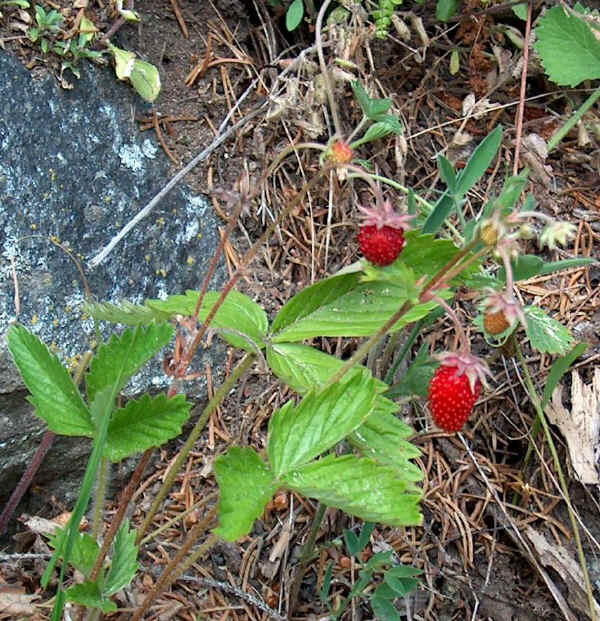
xmin=128 ymin=511 xmax=218 ymax=621
xmin=512 ymin=0 xmax=532 ymax=175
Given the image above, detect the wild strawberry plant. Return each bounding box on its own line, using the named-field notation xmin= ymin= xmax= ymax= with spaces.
xmin=5 ymin=74 xmax=597 ymax=621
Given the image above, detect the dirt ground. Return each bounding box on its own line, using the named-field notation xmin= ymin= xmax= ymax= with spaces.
xmin=2 ymin=0 xmax=600 ymax=619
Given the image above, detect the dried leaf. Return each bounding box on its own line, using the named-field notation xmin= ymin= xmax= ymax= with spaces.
xmin=545 ymin=368 xmax=600 ymax=484
xmin=0 ymin=585 xmax=39 ymax=616
xmin=526 ymin=527 xmax=600 ymax=619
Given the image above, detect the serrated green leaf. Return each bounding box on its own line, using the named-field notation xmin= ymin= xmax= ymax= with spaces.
xmin=286 ymin=0 xmax=303 ymax=31
xmin=214 ymin=447 xmax=277 ymax=541
xmin=65 ymin=582 xmax=117 ymax=613
xmin=49 ymin=529 xmax=99 ymax=577
xmin=385 ymin=344 xmax=439 ymax=398
xmin=524 ymin=306 xmax=574 ymax=355
xmin=104 ymin=519 xmax=138 ymax=595
xmin=129 ymin=59 xmax=161 ymax=102
xmin=542 ymin=343 xmax=588 ymax=408
xmin=456 ymin=125 xmax=503 ymax=197
xmin=271 ymin=272 xmax=361 ymax=335
xmin=105 ymin=393 xmax=191 ymax=461
xmin=282 ymin=455 xmax=422 ymax=526
xmin=86 ymin=300 xmax=171 ymax=325
xmin=147 ymin=290 xmax=268 ymax=352
xmin=268 ymin=370 xmax=377 ymax=477
xmin=86 ymin=323 xmax=174 ymax=405
xmin=388 ymin=564 xmax=423 ymax=578
xmin=349 ymin=406 xmax=422 ymax=483
xmin=436 ymin=0 xmax=459 ymax=22
xmin=535 ymin=6 xmax=600 ymax=87
xmin=7 ymin=325 xmax=93 ymax=436
xmin=271 ymin=280 xmax=440 ymax=342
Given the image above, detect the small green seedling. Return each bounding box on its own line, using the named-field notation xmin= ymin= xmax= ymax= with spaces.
xmin=28 ymin=5 xmax=63 ymax=54
xmin=321 ymin=522 xmax=422 ymax=619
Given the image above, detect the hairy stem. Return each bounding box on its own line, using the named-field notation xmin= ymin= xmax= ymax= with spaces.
xmin=89 ymin=448 xmax=153 ymax=581
xmin=288 ymin=502 xmax=328 ymax=618
xmin=136 ymin=353 xmax=256 ymax=543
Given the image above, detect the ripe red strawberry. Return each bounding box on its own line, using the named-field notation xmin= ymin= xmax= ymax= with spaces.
xmin=357 ymin=199 xmax=413 ymax=266
xmin=428 ymin=365 xmax=481 ymax=432
xmin=358 ymin=225 xmax=405 ymax=266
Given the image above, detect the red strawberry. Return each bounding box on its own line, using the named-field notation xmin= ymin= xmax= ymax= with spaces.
xmin=428 ymin=355 xmax=488 ymax=432
xmin=358 ymin=225 xmax=405 ymax=266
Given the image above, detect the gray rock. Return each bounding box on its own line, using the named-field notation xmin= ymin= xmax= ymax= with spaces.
xmin=0 ymin=51 xmax=225 ymax=522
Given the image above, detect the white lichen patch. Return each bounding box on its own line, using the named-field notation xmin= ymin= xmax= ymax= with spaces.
xmin=141 ymin=139 xmax=157 ymax=158
xmin=119 ymin=143 xmax=145 ymax=172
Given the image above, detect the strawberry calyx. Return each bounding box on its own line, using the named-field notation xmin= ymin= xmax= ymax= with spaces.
xmin=435 ymin=351 xmax=492 ymax=394
xmin=482 ymin=289 xmax=526 ymax=331
xmin=358 ymin=199 xmax=415 ymax=231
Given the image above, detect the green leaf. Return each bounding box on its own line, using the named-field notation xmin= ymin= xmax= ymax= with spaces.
xmin=421 ymin=193 xmax=456 ymax=235
xmin=320 ymin=560 xmax=334 ymax=603
xmin=214 ymin=447 xmax=277 ymax=541
xmin=105 ymin=393 xmax=191 ymax=461
xmin=147 ymin=290 xmax=269 ymax=352
xmin=65 ymin=582 xmax=117 ymax=613
xmin=271 ymin=280 xmax=440 ymax=342
xmin=542 ymin=343 xmax=588 ymax=408
xmin=387 ymin=564 xmax=423 ymax=578
xmin=524 ymin=306 xmax=574 ymax=355
xmin=494 ymin=169 xmax=529 ymax=213
xmin=358 ymin=522 xmax=376 ymax=551
xmin=86 ymin=300 xmax=171 ymax=325
xmin=384 ymin=573 xmax=420 ymax=598
xmin=371 ymin=594 xmax=401 ymax=620
xmin=286 ymin=0 xmax=303 ymax=31
xmin=499 ymin=255 xmax=597 ymax=282
xmin=129 ymin=59 xmax=161 ymax=102
xmin=535 ymin=6 xmax=600 ymax=87
xmin=7 ymin=325 xmax=93 ymax=436
xmin=437 ymin=155 xmax=457 ymax=192
xmin=344 ymin=529 xmax=360 ymax=556
xmin=282 ymin=455 xmax=422 ymax=526
xmin=455 ymin=126 xmax=503 ymax=197
xmin=86 ymin=324 xmax=174 ymax=405
xmin=271 ymin=272 xmax=361 ymax=335
xmin=385 ymin=343 xmax=439 ymax=398
xmin=351 ymin=81 xmax=392 ymax=119
xmin=104 ymin=519 xmax=139 ymax=595
xmin=267 ymin=370 xmax=377 ymax=477
xmin=350 ymin=405 xmax=423 ymax=483
xmin=512 ymin=3 xmax=528 ymax=20
xmin=436 ymin=0 xmax=459 ymax=22
xmin=49 ymin=529 xmax=99 ymax=577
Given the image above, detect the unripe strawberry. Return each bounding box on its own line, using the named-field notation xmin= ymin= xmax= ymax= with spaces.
xmin=329 ymin=140 xmax=354 ymax=164
xmin=484 ymin=310 xmax=510 ymax=335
